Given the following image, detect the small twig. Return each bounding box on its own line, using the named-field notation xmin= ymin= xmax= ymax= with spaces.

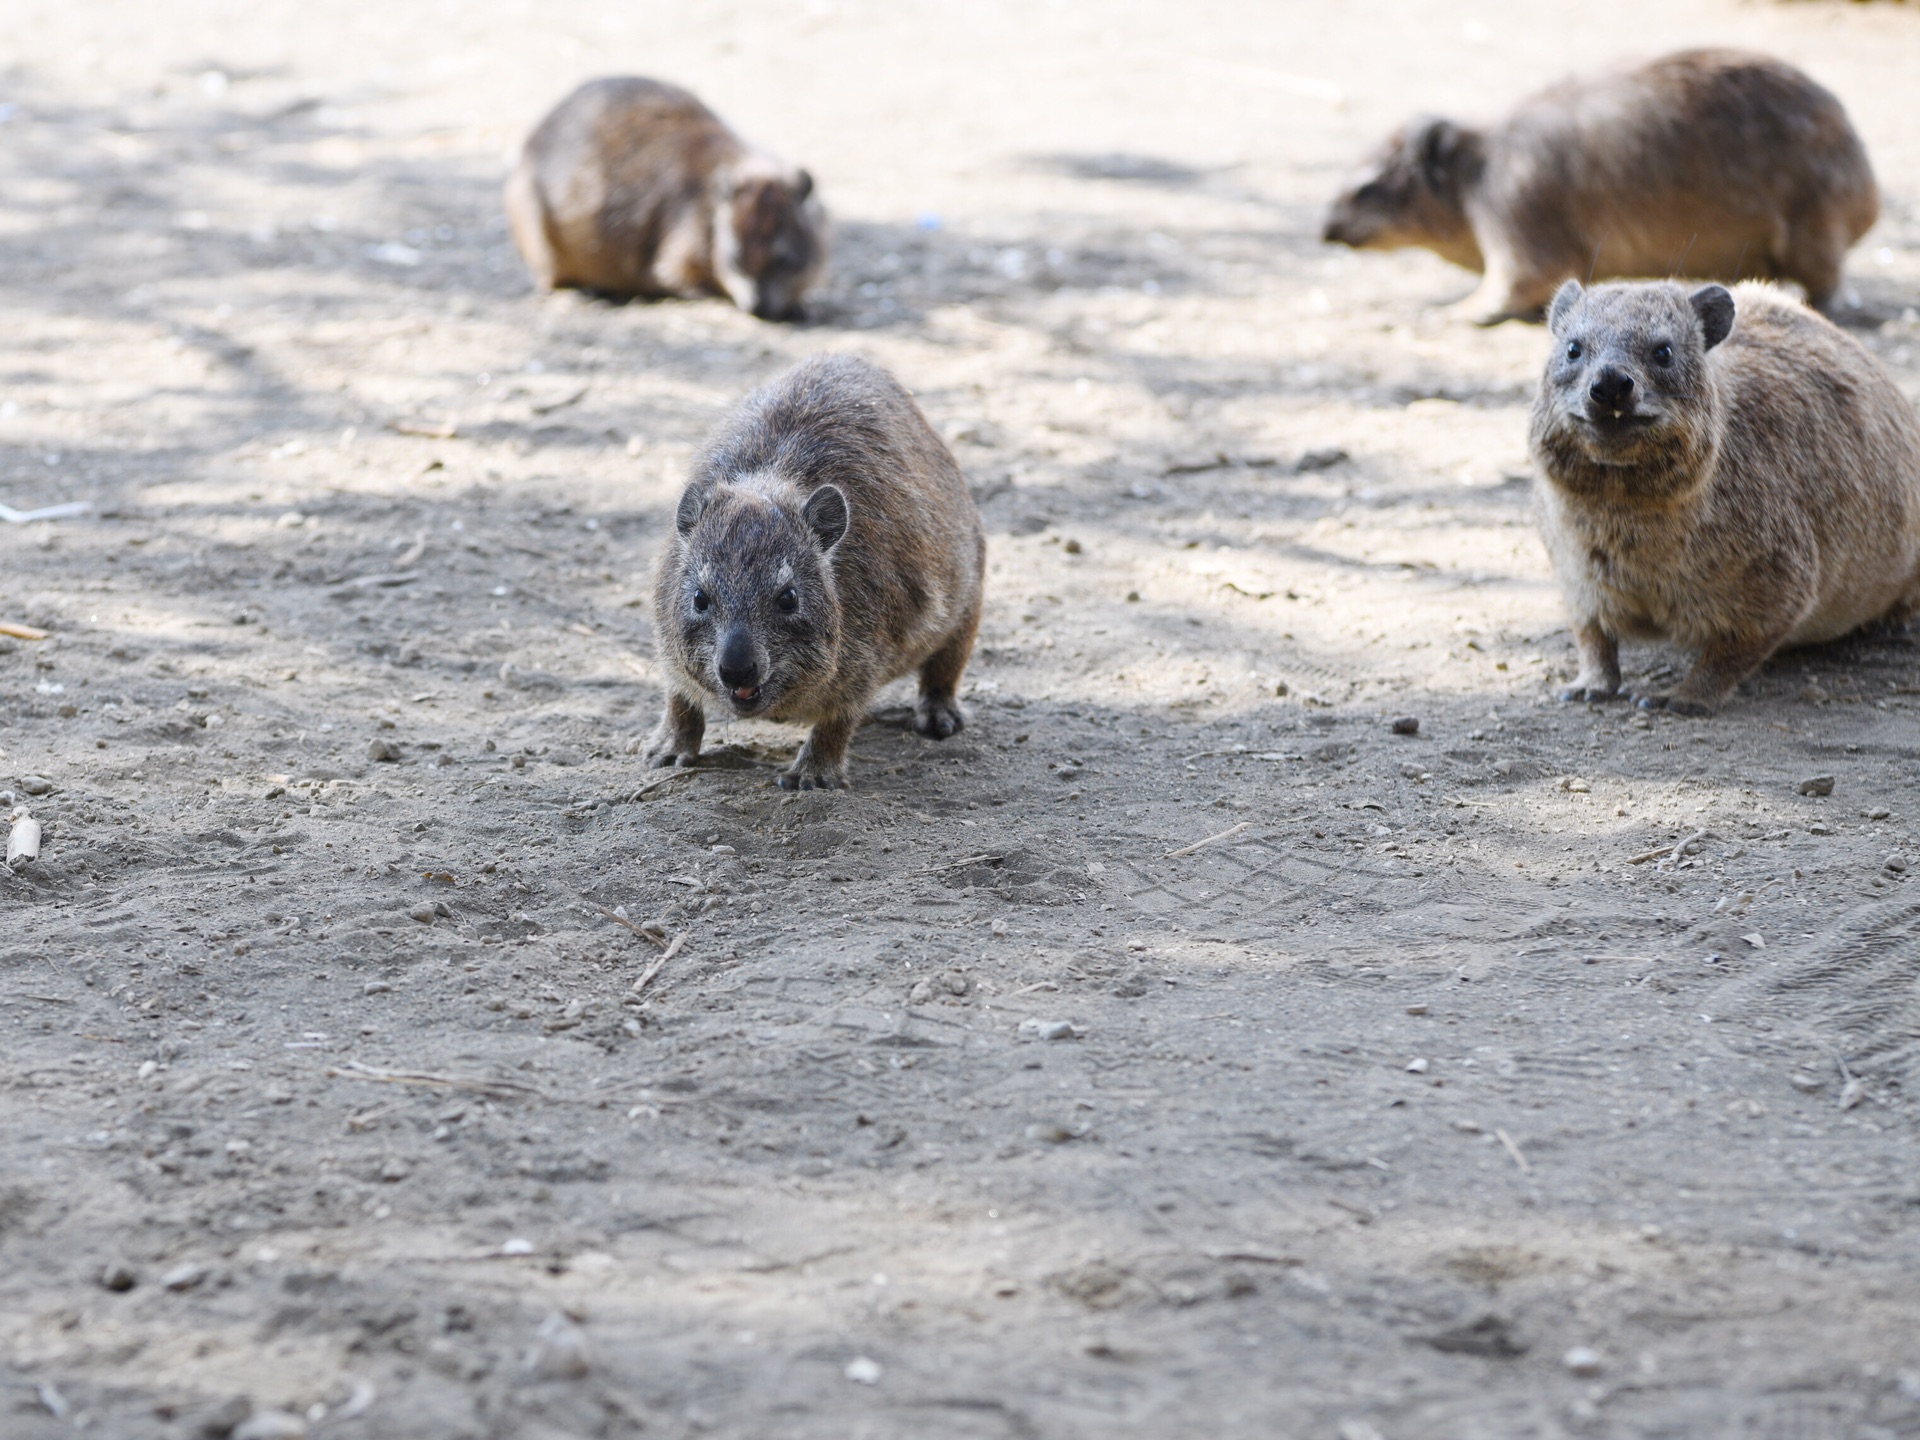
xmin=909 ymin=851 xmax=1003 ymax=876
xmin=530 ymin=383 xmax=590 ymax=415
xmin=1651 ymin=828 xmax=1711 ymax=872
xmin=594 ymin=905 xmax=668 ymax=947
xmin=628 ymin=769 xmax=702 ymax=802
xmin=387 ymin=417 xmax=457 ymax=439
xmin=0 ymin=622 xmax=49 ymax=640
xmin=1203 ymin=1248 xmax=1302 ymax=1267
xmin=1495 ymin=1128 xmax=1531 ymax=1174
xmin=1007 ymin=980 xmax=1059 ymax=997
xmin=1163 ymin=821 xmax=1251 ymax=858
xmin=327 ymin=1062 xmax=538 ymax=1100
xmin=346 ymin=1095 xmax=421 ymax=1131
xmin=630 ymin=932 xmax=687 ymax=995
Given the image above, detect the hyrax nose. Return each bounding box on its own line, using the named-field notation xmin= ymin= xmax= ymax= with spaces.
xmin=717 ymin=627 xmax=760 ymax=690
xmin=1589 ymin=367 xmax=1635 ymax=412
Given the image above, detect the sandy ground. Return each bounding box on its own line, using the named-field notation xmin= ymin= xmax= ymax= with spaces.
xmin=5 ymin=1 xmax=1920 ymax=1436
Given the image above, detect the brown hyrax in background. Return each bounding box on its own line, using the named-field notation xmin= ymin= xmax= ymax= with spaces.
xmin=506 ymin=76 xmax=826 ymax=320
xmin=645 ymin=354 xmax=985 ymax=789
xmin=1529 ymin=279 xmax=1920 ymax=715
xmin=1324 ymin=50 xmax=1879 ymax=324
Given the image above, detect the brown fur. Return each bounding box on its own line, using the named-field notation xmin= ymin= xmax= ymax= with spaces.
xmin=1529 ymin=279 xmax=1920 ymax=715
xmin=645 ymin=355 xmax=985 ymax=789
xmin=505 ymin=76 xmax=826 ymax=320
xmin=1324 ymin=50 xmax=1879 ymax=324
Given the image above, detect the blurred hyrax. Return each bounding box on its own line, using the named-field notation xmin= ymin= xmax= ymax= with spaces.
xmin=645 ymin=355 xmax=985 ymax=789
xmin=1324 ymin=50 xmax=1878 ymax=324
xmin=506 ymin=76 xmax=826 ymax=319
xmin=1529 ymin=278 xmax=1920 ymax=715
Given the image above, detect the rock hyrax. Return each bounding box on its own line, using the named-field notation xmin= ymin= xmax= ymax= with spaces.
xmin=506 ymin=76 xmax=826 ymax=319
xmin=1529 ymin=278 xmax=1920 ymax=715
xmin=1324 ymin=50 xmax=1879 ymax=324
xmin=645 ymin=355 xmax=985 ymax=789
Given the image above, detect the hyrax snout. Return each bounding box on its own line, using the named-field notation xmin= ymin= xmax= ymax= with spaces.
xmin=1529 ymin=279 xmax=1920 ymax=714
xmin=645 ymin=355 xmax=985 ymax=789
xmin=1325 ymin=49 xmax=1879 ymax=324
xmin=506 ymin=76 xmax=826 ymax=320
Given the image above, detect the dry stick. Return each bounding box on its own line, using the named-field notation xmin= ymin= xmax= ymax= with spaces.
xmin=630 ymin=932 xmax=687 ymax=996
xmin=595 ymin=905 xmax=668 ymax=948
xmin=628 ymin=769 xmax=702 ymax=802
xmin=327 ymin=1062 xmax=538 ymax=1101
xmin=909 ymin=851 xmax=1003 ymax=876
xmin=1495 ymin=1128 xmax=1532 ymax=1174
xmin=1163 ymin=821 xmax=1251 ymax=858
xmin=0 ymin=622 xmax=48 ymax=641
xmin=1636 ymin=827 xmax=1711 ymax=871
xmin=1007 ymin=980 xmax=1060 ymax=997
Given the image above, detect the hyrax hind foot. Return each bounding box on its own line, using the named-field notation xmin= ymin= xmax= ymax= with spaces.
xmin=915 ymin=694 xmax=965 ymax=740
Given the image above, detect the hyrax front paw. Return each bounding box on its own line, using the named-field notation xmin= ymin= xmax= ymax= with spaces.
xmin=778 ymin=760 xmax=850 ymax=791
xmin=1560 ymin=678 xmax=1623 ymax=703
xmin=640 ymin=722 xmax=701 ymax=769
xmin=1635 ymin=691 xmax=1715 ymax=717
xmin=915 ymin=694 xmax=965 ymax=740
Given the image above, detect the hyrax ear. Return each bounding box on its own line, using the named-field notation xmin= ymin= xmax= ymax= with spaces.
xmin=802 ymin=484 xmax=849 ymax=552
xmin=794 ymin=168 xmax=813 ymax=203
xmin=1416 ymin=118 xmax=1461 ymax=187
xmin=1547 ymin=279 xmax=1584 ymax=335
xmin=675 ymin=487 xmax=706 ymax=538
xmin=1689 ymin=284 xmax=1735 ymax=351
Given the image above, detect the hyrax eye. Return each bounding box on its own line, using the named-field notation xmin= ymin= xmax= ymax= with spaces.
xmin=1651 ymin=342 xmax=1674 ymax=367
xmin=776 ymin=587 xmax=799 ymax=614
xmin=692 ymin=589 xmax=711 ymax=614
xmin=1565 ymin=340 xmax=1583 ymax=362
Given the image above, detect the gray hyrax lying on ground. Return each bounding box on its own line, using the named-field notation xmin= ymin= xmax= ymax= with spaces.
xmin=645 ymin=355 xmax=985 ymax=789
xmin=507 ymin=76 xmax=826 ymax=320
xmin=1324 ymin=49 xmax=1878 ymax=324
xmin=1529 ymin=279 xmax=1920 ymax=715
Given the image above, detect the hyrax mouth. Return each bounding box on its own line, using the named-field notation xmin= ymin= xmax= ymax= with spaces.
xmin=728 ymin=684 xmax=764 ymax=710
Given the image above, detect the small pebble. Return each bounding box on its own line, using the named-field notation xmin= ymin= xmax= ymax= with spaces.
xmin=525 ymin=1311 xmax=593 ymax=1379
xmin=1797 ymin=775 xmax=1834 ymax=797
xmin=363 ymin=980 xmax=391 ymax=995
xmin=501 ymin=1237 xmax=534 ymax=1255
xmin=1389 ymin=716 xmax=1418 ymax=736
xmin=844 ymin=1356 xmax=883 ymax=1385
xmin=908 ymin=979 xmax=934 ymax=1006
xmin=160 ymin=1261 xmax=207 ymax=1291
xmin=233 ymin=1412 xmax=308 ymax=1440
xmin=1405 ymin=1057 xmax=1430 ymax=1074
xmin=1019 ymin=1018 xmax=1079 ymax=1041
xmin=1062 ymin=537 xmax=1082 ymax=554
xmin=408 ymin=903 xmax=435 ymax=925
xmin=98 ymin=1262 xmax=138 ymax=1292
xmin=1868 ymin=807 xmax=1892 ymax=821
xmin=366 ymin=738 xmax=402 ymax=763
xmin=1562 ymin=1346 xmax=1605 ymax=1377
xmin=17 ymin=775 xmax=52 ymax=796
xmin=1024 ymin=1121 xmax=1076 ymax=1144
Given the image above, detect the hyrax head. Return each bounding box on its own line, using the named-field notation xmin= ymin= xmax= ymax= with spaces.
xmin=714 ymin=162 xmax=826 ymax=321
xmin=1322 ymin=116 xmax=1480 ymax=252
xmin=669 ymin=477 xmax=848 ymax=716
xmin=1537 ymin=279 xmax=1734 ymax=468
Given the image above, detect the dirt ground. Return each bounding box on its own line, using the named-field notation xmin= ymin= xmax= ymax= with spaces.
xmin=5 ymin=1 xmax=1920 ymax=1436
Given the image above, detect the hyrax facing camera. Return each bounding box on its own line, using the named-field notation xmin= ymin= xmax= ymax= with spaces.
xmin=646 ymin=355 xmax=985 ymax=789
xmin=1324 ymin=50 xmax=1878 ymax=324
xmin=1529 ymin=279 xmax=1920 ymax=715
xmin=506 ymin=77 xmax=825 ymax=320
